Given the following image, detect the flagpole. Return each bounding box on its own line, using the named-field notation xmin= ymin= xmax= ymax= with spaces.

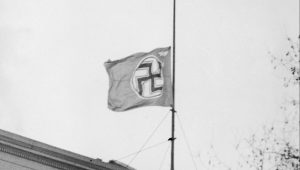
xmin=170 ymin=0 xmax=176 ymax=169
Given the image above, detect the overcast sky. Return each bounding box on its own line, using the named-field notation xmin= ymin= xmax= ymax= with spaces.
xmin=0 ymin=0 xmax=299 ymax=170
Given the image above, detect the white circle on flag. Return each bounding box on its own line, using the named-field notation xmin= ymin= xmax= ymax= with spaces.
xmin=131 ymin=55 xmax=164 ymax=99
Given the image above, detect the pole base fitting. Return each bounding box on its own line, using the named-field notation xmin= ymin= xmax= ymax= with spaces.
xmin=168 ymin=137 xmax=176 ymax=141
xmin=170 ymin=108 xmax=177 ymax=113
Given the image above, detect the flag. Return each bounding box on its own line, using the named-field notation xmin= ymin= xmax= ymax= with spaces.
xmin=104 ymin=47 xmax=173 ymax=111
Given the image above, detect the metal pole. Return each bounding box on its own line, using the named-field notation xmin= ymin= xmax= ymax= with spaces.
xmin=171 ymin=0 xmax=176 ymax=169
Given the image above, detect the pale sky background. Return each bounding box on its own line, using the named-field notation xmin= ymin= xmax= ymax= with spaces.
xmin=0 ymin=0 xmax=299 ymax=170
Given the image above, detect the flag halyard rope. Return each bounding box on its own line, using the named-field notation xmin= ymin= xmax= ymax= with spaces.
xmin=175 ymin=112 xmax=199 ymax=170
xmin=126 ymin=111 xmax=170 ymax=166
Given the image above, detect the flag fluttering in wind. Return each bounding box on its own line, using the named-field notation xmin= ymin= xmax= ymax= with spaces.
xmin=104 ymin=47 xmax=173 ymax=111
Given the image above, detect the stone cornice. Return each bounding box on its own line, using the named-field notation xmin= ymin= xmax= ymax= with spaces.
xmin=0 ymin=130 xmax=129 ymax=170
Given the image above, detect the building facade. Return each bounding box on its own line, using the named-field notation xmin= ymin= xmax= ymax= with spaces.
xmin=0 ymin=129 xmax=134 ymax=170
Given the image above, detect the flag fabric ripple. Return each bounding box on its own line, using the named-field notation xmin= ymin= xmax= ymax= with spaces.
xmin=104 ymin=47 xmax=173 ymax=112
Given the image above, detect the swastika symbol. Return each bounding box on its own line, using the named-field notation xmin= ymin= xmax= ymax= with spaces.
xmin=131 ymin=56 xmax=164 ymax=99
